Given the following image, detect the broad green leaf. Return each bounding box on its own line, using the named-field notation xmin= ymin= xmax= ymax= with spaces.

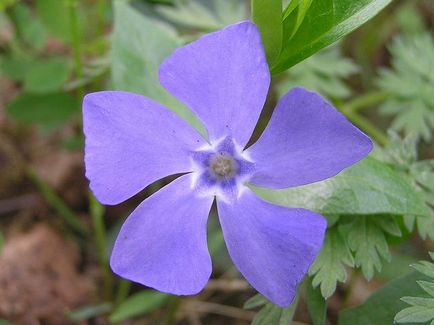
xmin=306 ymin=278 xmax=327 ymax=325
xmin=309 ymin=227 xmax=354 ymax=299
xmin=10 ymin=3 xmax=47 ymax=49
xmin=252 ymin=0 xmax=282 ymax=66
xmin=282 ymin=0 xmax=313 ymax=38
xmin=254 ymin=157 xmax=430 ymax=218
xmin=272 ymin=0 xmax=392 ymax=73
xmin=67 ymin=303 xmax=112 ymax=321
xmin=24 ymin=57 xmax=71 ymax=94
xmin=112 ymin=0 xmax=203 ymax=134
xmin=338 ymin=271 xmax=430 ymax=325
xmin=7 ymin=92 xmax=78 ymax=127
xmin=109 ymin=291 xmax=169 ymax=322
xmin=36 ymin=0 xmax=85 ymax=42
xmin=0 ymin=55 xmax=34 ymax=81
xmin=376 ymin=132 xmax=434 ymax=240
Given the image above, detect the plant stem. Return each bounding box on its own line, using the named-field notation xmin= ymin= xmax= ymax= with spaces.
xmin=114 ymin=280 xmax=131 ymax=307
xmin=163 ymin=296 xmax=181 ymax=325
xmin=68 ymin=0 xmax=84 ymax=98
xmin=344 ymin=110 xmax=389 ymax=146
xmin=27 ymin=168 xmax=89 ymax=236
xmin=97 ymin=0 xmax=106 ymax=39
xmin=342 ymin=91 xmax=389 ymax=114
xmin=89 ymin=193 xmax=113 ymax=300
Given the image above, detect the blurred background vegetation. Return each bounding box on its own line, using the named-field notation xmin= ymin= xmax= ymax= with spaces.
xmin=0 ymin=0 xmax=433 ymax=324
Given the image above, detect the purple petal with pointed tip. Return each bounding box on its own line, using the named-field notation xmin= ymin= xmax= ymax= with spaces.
xmin=246 ymin=87 xmax=373 ymax=189
xmin=83 ymin=91 xmax=206 ymax=205
xmin=110 ymin=174 xmax=214 ymax=295
xmin=159 ymin=21 xmax=270 ymax=147
xmin=217 ymin=188 xmax=326 ymax=306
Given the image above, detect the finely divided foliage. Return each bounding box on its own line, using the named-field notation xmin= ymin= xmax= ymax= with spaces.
xmin=395 ymin=253 xmax=434 ymax=324
xmin=377 ymin=33 xmax=434 ymax=141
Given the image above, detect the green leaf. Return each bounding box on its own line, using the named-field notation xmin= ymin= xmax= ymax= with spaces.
xmin=10 ymin=3 xmax=47 ymax=49
xmin=67 ymin=303 xmax=112 ymax=321
xmin=109 ymin=291 xmax=169 ymax=322
xmin=251 ymin=295 xmax=299 ymax=325
xmin=309 ymin=227 xmax=354 ymax=299
xmin=412 ymin=261 xmax=434 ymax=279
xmin=400 ymin=296 xmax=434 ymax=308
xmin=253 ymin=157 xmax=430 ymax=218
xmin=345 ymin=216 xmax=394 ymax=280
xmin=24 ymin=57 xmax=71 ymax=94
xmin=377 ymin=33 xmax=434 ymax=141
xmin=244 ymin=294 xmax=269 ymax=309
xmin=275 ymin=46 xmax=358 ymax=100
xmin=306 ymin=278 xmax=327 ymax=325
xmin=0 ymin=55 xmax=34 ymax=81
xmin=36 ymin=0 xmax=85 ymax=42
xmin=339 ymin=271 xmax=430 ymax=325
xmin=411 ymin=161 xmax=434 ymax=193
xmin=154 ymin=0 xmax=246 ymax=30
xmin=393 ymin=254 xmax=434 ymax=324
xmin=6 ymin=92 xmax=78 ymax=128
xmin=272 ymin=0 xmax=392 ymax=73
xmin=395 ymin=306 xmax=434 ymax=323
xmin=418 ymin=281 xmax=434 ymax=297
xmin=252 ymin=0 xmax=282 ymax=66
xmin=376 ymin=132 xmax=434 ymax=240
xmin=395 ymin=2 xmax=426 ymax=37
xmin=282 ymin=0 xmax=313 ymax=38
xmin=111 ymin=0 xmax=204 ymax=135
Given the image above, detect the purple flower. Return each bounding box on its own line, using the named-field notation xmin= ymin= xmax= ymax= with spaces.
xmin=83 ymin=21 xmax=372 ymax=306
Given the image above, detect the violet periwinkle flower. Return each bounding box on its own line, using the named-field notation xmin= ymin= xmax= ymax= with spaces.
xmin=83 ymin=21 xmax=372 ymax=306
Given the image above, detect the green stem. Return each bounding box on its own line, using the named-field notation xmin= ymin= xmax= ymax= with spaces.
xmin=162 ymin=296 xmax=181 ymax=325
xmin=344 ymin=110 xmax=389 ymax=146
xmin=27 ymin=169 xmax=89 ymax=236
xmin=68 ymin=0 xmax=84 ymax=98
xmin=89 ymin=193 xmax=113 ymax=300
xmin=115 ymin=280 xmax=131 ymax=307
xmin=97 ymin=0 xmax=106 ymax=39
xmin=342 ymin=91 xmax=389 ymax=114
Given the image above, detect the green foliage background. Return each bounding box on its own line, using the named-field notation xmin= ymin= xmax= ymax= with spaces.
xmin=0 ymin=0 xmax=433 ymax=324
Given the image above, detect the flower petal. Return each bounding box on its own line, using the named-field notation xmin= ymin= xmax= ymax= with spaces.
xmin=83 ymin=91 xmax=206 ymax=205
xmin=246 ymin=87 xmax=373 ymax=189
xmin=110 ymin=174 xmax=214 ymax=295
xmin=217 ymin=188 xmax=326 ymax=306
xmin=159 ymin=21 xmax=270 ymax=147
